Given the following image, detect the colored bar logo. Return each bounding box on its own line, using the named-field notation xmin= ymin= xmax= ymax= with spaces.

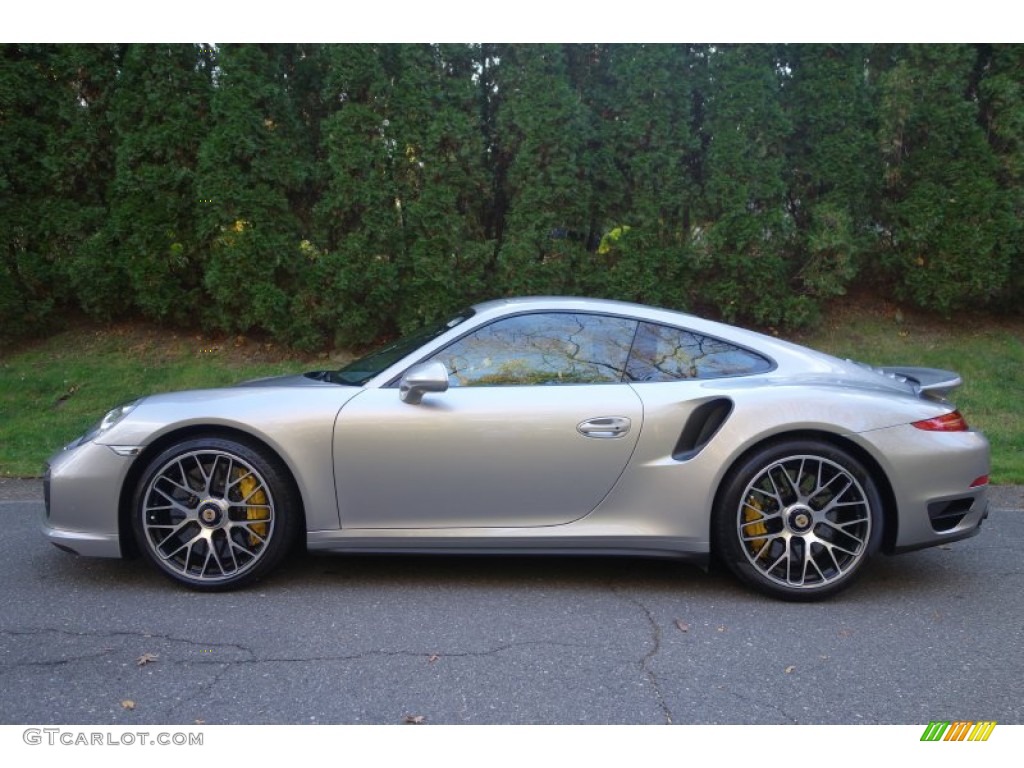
xmin=921 ymin=721 xmax=997 ymax=742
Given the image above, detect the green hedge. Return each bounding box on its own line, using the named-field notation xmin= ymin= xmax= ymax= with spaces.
xmin=2 ymin=44 xmax=1021 ymax=349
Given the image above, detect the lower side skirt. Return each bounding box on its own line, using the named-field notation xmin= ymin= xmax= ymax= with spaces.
xmin=306 ymin=533 xmax=709 ymax=564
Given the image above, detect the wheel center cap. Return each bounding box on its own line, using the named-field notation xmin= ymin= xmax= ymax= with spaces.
xmin=787 ymin=506 xmax=814 ymax=533
xmin=198 ymin=500 xmax=225 ymax=527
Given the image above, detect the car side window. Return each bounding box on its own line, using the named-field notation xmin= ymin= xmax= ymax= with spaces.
xmin=626 ymin=322 xmax=773 ymax=381
xmin=430 ymin=313 xmax=638 ymax=386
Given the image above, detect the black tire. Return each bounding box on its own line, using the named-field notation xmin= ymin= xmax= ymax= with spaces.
xmin=713 ymin=439 xmax=883 ymax=601
xmin=132 ymin=436 xmax=299 ymax=591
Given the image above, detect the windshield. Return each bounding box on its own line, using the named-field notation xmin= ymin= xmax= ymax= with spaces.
xmin=330 ymin=309 xmax=475 ymax=386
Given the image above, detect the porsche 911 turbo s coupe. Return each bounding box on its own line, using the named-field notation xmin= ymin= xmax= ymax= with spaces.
xmin=43 ymin=297 xmax=990 ymax=600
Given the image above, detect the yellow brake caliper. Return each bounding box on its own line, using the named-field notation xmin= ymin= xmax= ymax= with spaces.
xmin=237 ymin=471 xmax=270 ymax=546
xmin=742 ymin=495 xmax=768 ymax=557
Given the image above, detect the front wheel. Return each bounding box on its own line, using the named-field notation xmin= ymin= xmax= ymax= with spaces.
xmin=713 ymin=440 xmax=883 ymax=601
xmin=132 ymin=437 xmax=299 ymax=591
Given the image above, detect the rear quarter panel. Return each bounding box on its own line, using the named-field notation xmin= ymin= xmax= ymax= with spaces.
xmin=585 ymin=378 xmax=966 ymax=544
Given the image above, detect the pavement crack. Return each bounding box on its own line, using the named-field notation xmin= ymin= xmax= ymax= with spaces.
xmin=0 ymin=648 xmax=121 ymax=670
xmin=190 ymin=639 xmax=584 ymax=666
xmin=0 ymin=627 xmax=581 ymax=671
xmin=609 ymin=585 xmax=674 ymax=724
xmin=0 ymin=627 xmax=257 ymax=656
xmin=0 ymin=627 xmax=257 ymax=676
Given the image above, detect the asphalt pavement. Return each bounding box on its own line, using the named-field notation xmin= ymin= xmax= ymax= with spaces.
xmin=1 ymin=480 xmax=1021 ymax=724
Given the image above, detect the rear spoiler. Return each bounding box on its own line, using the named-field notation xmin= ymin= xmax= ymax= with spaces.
xmin=879 ymin=366 xmax=963 ymax=398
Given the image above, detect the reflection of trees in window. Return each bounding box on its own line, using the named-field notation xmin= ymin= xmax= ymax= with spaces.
xmin=626 ymin=323 xmax=772 ymax=381
xmin=433 ymin=313 xmax=637 ymax=386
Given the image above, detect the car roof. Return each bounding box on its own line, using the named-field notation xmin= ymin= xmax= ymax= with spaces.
xmin=472 ymin=295 xmax=659 ymax=314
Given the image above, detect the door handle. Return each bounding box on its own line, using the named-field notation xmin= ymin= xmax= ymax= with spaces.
xmin=577 ymin=416 xmax=631 ymax=438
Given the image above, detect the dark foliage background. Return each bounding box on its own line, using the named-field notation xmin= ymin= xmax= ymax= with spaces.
xmin=2 ymin=44 xmax=1020 ymax=348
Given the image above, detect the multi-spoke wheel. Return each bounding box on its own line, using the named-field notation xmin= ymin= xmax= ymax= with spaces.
xmin=132 ymin=437 xmax=299 ymax=590
xmin=714 ymin=440 xmax=883 ymax=601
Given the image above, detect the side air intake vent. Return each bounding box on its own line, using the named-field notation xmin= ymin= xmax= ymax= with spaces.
xmin=673 ymin=399 xmax=734 ymax=461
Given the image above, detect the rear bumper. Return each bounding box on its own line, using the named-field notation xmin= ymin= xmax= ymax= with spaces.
xmin=855 ymin=423 xmax=990 ymax=554
xmin=891 ymin=495 xmax=988 ymax=554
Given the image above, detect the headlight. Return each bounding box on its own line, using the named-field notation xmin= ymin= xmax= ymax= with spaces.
xmin=82 ymin=400 xmax=140 ymax=443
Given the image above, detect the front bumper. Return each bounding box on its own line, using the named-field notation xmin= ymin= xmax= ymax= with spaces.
xmin=42 ymin=438 xmax=137 ymax=559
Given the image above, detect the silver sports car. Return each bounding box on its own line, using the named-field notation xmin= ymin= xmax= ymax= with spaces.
xmin=43 ymin=297 xmax=990 ymax=600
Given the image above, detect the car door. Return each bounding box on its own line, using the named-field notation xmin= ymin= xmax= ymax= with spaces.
xmin=333 ymin=312 xmax=644 ymax=529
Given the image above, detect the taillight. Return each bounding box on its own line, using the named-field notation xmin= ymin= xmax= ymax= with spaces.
xmin=912 ymin=410 xmax=969 ymax=432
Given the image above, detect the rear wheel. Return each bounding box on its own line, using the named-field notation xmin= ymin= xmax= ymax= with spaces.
xmin=132 ymin=437 xmax=299 ymax=591
xmin=714 ymin=440 xmax=882 ymax=601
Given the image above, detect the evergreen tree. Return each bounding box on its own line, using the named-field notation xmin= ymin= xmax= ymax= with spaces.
xmin=697 ymin=44 xmax=797 ymax=325
xmin=315 ymin=44 xmax=490 ymax=343
xmin=492 ymin=44 xmax=593 ymax=296
xmin=313 ymin=44 xmax=404 ymax=345
xmin=196 ymin=43 xmax=321 ymax=344
xmin=100 ymin=44 xmax=212 ymax=323
xmin=0 ymin=44 xmax=120 ymax=340
xmin=782 ymin=44 xmax=879 ymax=303
xmin=877 ymin=44 xmax=1012 ymax=313
xmin=977 ymin=43 xmax=1024 ymax=311
xmin=52 ymin=45 xmax=124 ymax=318
xmin=0 ymin=45 xmax=56 ymax=340
xmin=386 ymin=44 xmax=491 ymax=331
xmin=585 ymin=43 xmax=701 ymax=308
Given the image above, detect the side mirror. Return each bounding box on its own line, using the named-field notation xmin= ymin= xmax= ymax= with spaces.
xmin=399 ymin=361 xmax=449 ymax=404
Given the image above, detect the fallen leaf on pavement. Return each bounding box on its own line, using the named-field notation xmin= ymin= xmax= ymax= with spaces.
xmin=403 ymin=715 xmax=426 ymax=725
xmin=784 ymin=665 xmax=796 ymax=674
xmin=121 ymin=700 xmax=136 ymax=710
xmin=136 ymin=653 xmax=159 ymax=666
xmin=674 ymin=620 xmax=690 ymax=633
